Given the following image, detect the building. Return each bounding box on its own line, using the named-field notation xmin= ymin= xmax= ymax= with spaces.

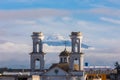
xmin=84 ymin=66 xmax=115 ymax=80
xmin=0 ymin=32 xmax=118 ymax=80
xmin=30 ymin=32 xmax=84 ymax=80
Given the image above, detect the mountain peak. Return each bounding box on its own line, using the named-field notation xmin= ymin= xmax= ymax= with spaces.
xmin=45 ymin=34 xmax=66 ymax=41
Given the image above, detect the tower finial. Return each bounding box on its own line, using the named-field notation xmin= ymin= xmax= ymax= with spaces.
xmin=63 ymin=40 xmax=67 ymax=51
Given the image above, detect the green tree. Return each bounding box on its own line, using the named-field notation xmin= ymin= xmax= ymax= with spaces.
xmin=115 ymin=62 xmax=120 ymax=74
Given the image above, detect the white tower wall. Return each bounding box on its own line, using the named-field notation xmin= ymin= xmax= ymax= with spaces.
xmin=69 ymin=32 xmax=84 ymax=71
xmin=30 ymin=32 xmax=45 ymax=72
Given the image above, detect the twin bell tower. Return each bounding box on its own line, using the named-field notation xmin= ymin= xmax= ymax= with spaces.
xmin=30 ymin=32 xmax=84 ymax=72
xmin=30 ymin=32 xmax=45 ymax=71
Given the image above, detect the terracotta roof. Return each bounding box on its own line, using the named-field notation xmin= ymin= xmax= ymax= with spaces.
xmin=59 ymin=49 xmax=70 ymax=56
xmin=49 ymin=63 xmax=79 ymax=72
xmin=50 ymin=63 xmax=69 ymax=72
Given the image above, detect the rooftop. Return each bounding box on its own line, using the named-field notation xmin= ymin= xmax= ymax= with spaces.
xmin=71 ymin=32 xmax=82 ymax=36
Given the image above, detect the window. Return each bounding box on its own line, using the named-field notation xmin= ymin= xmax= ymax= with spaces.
xmin=60 ymin=58 xmax=62 ymax=63
xmin=64 ymin=58 xmax=67 ymax=62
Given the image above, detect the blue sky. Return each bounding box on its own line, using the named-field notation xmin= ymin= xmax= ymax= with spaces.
xmin=0 ymin=0 xmax=120 ymax=68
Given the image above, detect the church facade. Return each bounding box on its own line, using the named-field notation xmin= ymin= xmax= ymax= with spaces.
xmin=30 ymin=32 xmax=85 ymax=80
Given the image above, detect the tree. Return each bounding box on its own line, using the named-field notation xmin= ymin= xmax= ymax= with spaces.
xmin=115 ymin=62 xmax=120 ymax=74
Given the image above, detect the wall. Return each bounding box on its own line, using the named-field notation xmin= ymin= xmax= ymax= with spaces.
xmin=0 ymin=77 xmax=15 ymax=80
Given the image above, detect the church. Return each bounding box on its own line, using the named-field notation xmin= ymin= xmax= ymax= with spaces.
xmin=0 ymin=32 xmax=116 ymax=80
xmin=30 ymin=32 xmax=85 ymax=80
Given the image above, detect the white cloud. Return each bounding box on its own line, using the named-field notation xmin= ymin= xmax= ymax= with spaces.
xmin=0 ymin=42 xmax=31 ymax=67
xmin=0 ymin=9 xmax=71 ymax=20
xmin=0 ymin=42 xmax=31 ymax=53
xmin=0 ymin=0 xmax=38 ymax=3
xmin=14 ymin=20 xmax=37 ymax=25
xmin=0 ymin=10 xmax=119 ymax=68
xmin=108 ymin=0 xmax=120 ymax=4
xmin=43 ymin=44 xmax=66 ymax=53
xmin=100 ymin=17 xmax=120 ymax=24
xmin=77 ymin=21 xmax=90 ymax=27
xmin=0 ymin=7 xmax=119 ymax=22
xmin=87 ymin=8 xmax=120 ymax=17
xmin=61 ymin=17 xmax=72 ymax=21
xmin=85 ymin=52 xmax=120 ymax=66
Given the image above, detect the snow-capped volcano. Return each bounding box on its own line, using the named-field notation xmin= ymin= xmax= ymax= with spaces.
xmin=44 ymin=34 xmax=66 ymax=41
xmin=43 ymin=34 xmax=92 ymax=49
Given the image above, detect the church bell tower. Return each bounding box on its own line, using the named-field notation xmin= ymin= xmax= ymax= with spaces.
xmin=30 ymin=32 xmax=45 ymax=72
xmin=69 ymin=32 xmax=84 ymax=71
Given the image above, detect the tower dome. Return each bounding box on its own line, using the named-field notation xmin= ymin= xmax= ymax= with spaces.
xmin=59 ymin=49 xmax=70 ymax=63
xmin=59 ymin=49 xmax=70 ymax=56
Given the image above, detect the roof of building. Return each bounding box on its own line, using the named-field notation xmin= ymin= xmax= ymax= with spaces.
xmin=30 ymin=52 xmax=46 ymax=55
xmin=71 ymin=32 xmax=82 ymax=36
xmin=59 ymin=49 xmax=70 ymax=56
xmin=49 ymin=63 xmax=79 ymax=72
xmin=33 ymin=32 xmax=43 ymax=35
xmin=49 ymin=63 xmax=69 ymax=72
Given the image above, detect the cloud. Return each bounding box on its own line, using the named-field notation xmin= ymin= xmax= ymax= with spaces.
xmin=108 ymin=0 xmax=120 ymax=4
xmin=0 ymin=42 xmax=31 ymax=63
xmin=100 ymin=17 xmax=120 ymax=24
xmin=0 ymin=9 xmax=71 ymax=20
xmin=84 ymin=52 xmax=120 ymax=66
xmin=0 ymin=41 xmax=64 ymax=68
xmin=0 ymin=11 xmax=119 ymax=68
xmin=0 ymin=0 xmax=38 ymax=3
xmin=43 ymin=44 xmax=65 ymax=53
xmin=0 ymin=42 xmax=31 ymax=53
xmin=0 ymin=41 xmax=31 ymax=68
xmin=0 ymin=7 xmax=119 ymax=22
xmin=0 ymin=37 xmax=119 ymax=68
xmin=86 ymin=7 xmax=120 ymax=17
xmin=14 ymin=20 xmax=37 ymax=25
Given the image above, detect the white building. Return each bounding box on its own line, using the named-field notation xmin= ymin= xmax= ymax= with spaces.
xmin=30 ymin=32 xmax=85 ymax=80
xmin=0 ymin=32 xmax=85 ymax=80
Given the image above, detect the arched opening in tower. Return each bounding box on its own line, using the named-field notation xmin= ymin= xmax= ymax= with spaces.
xmin=73 ymin=58 xmax=79 ymax=71
xmin=35 ymin=59 xmax=40 ymax=70
xmin=75 ymin=39 xmax=80 ymax=53
xmin=36 ymin=44 xmax=39 ymax=53
xmin=75 ymin=43 xmax=78 ymax=53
